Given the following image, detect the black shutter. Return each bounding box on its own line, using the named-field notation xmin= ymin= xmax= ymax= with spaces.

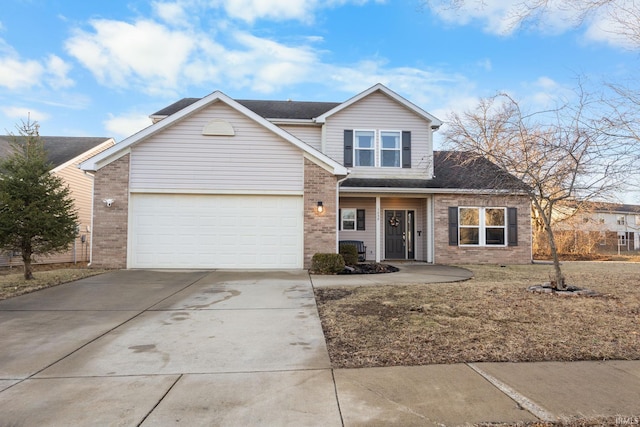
xmin=508 ymin=207 xmax=518 ymax=246
xmin=338 ymin=208 xmax=342 ymax=231
xmin=448 ymin=207 xmax=458 ymax=246
xmin=344 ymin=130 xmax=353 ymax=167
xmin=402 ymin=131 xmax=411 ymax=168
xmin=356 ymin=209 xmax=366 ymax=230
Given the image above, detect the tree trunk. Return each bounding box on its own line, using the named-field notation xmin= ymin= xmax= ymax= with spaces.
xmin=544 ymin=221 xmax=566 ymax=290
xmin=22 ymin=246 xmax=33 ymax=281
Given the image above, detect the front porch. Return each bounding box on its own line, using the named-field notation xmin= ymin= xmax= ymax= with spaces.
xmin=338 ymin=195 xmax=434 ymax=263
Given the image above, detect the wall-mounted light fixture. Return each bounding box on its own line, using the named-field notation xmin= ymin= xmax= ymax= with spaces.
xmin=316 ymin=201 xmax=324 ymax=213
xmin=103 ymin=198 xmax=115 ymax=208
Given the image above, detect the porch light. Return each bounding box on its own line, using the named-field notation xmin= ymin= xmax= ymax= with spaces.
xmin=317 ymin=201 xmax=324 ymax=213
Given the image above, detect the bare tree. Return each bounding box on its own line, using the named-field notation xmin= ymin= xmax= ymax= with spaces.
xmin=426 ymin=0 xmax=640 ymax=49
xmin=442 ymin=90 xmax=627 ymax=289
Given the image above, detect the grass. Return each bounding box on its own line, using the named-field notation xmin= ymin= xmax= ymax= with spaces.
xmin=0 ymin=263 xmax=108 ymax=300
xmin=314 ymin=261 xmax=640 ymax=369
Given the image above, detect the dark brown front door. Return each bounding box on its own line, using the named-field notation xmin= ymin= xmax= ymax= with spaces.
xmin=385 ymin=210 xmax=405 ymax=259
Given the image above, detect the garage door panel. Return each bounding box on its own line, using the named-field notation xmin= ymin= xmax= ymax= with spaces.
xmin=129 ymin=194 xmax=303 ymax=269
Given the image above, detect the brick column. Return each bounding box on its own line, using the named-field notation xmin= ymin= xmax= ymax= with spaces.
xmin=91 ymin=154 xmax=130 ymax=268
xmin=303 ymin=158 xmax=338 ymax=268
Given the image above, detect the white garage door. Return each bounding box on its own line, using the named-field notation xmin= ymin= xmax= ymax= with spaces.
xmin=129 ymin=194 xmax=303 ymax=269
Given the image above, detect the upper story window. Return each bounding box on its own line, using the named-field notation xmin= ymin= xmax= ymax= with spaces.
xmin=617 ymin=215 xmax=625 ymax=225
xmin=380 ymin=131 xmax=401 ymax=167
xmin=354 ymin=131 xmax=375 ymax=167
xmin=344 ymin=130 xmax=411 ymax=169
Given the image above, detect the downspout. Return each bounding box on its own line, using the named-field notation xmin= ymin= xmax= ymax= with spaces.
xmin=335 ymin=172 xmax=351 ymax=252
xmin=83 ymin=170 xmax=96 ymax=267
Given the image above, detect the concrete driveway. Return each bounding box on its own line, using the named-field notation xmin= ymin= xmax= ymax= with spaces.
xmin=0 ymin=269 xmax=341 ymax=426
xmin=3 ymin=267 xmax=637 ymax=426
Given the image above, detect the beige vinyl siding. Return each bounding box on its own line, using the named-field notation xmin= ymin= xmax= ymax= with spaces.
xmin=339 ymin=197 xmax=376 ymax=260
xmin=278 ymin=124 xmax=322 ymax=151
xmin=130 ymin=102 xmax=304 ymax=192
xmin=325 ymin=91 xmax=433 ymax=179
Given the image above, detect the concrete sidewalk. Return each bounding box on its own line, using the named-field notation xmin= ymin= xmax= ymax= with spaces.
xmin=310 ymin=262 xmax=474 ymax=287
xmin=0 ymin=267 xmax=638 ymax=426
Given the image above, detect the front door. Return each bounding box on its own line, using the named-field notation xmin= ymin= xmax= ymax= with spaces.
xmin=385 ymin=210 xmax=405 ymax=259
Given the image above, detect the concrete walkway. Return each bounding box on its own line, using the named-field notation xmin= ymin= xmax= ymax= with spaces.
xmin=0 ymin=266 xmax=638 ymax=426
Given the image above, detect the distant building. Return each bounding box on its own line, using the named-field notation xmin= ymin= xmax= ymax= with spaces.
xmin=553 ymin=202 xmax=640 ymax=254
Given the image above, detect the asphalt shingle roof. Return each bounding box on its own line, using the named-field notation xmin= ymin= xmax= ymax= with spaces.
xmin=0 ymin=136 xmax=111 ymax=169
xmin=342 ymin=151 xmax=527 ymax=191
xmin=152 ymin=98 xmax=340 ymax=120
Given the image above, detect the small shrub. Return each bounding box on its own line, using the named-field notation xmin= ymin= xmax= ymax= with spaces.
xmin=339 ymin=244 xmax=359 ymax=266
xmin=310 ymin=253 xmax=345 ymax=274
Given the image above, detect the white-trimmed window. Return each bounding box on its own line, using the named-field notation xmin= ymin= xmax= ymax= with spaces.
xmin=459 ymin=207 xmax=507 ymax=246
xmin=354 ymin=131 xmax=375 ymax=167
xmin=340 ymin=208 xmax=366 ymax=231
xmin=617 ymin=215 xmax=625 ymax=225
xmin=348 ymin=130 xmax=406 ymax=168
xmin=618 ymin=232 xmax=627 ymax=245
xmin=380 ymin=131 xmax=401 ymax=167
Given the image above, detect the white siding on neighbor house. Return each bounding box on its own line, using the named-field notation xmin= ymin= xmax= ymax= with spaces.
xmin=130 ymin=101 xmax=304 ymax=192
xmin=278 ymin=124 xmax=322 ymax=151
xmin=324 ymin=91 xmax=434 ymax=179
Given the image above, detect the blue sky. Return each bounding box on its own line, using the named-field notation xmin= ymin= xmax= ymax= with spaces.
xmin=1 ymin=0 xmax=637 ymax=150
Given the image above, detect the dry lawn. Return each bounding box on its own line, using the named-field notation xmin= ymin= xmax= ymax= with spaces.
xmin=0 ymin=264 xmax=108 ymax=300
xmin=315 ymin=261 xmax=640 ymax=369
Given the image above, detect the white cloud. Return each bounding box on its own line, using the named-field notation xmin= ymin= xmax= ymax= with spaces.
xmin=0 ymin=39 xmax=74 ymax=91
xmin=45 ymin=55 xmax=74 ymax=89
xmin=209 ymin=0 xmax=385 ymax=24
xmin=220 ymin=0 xmax=315 ymax=23
xmin=0 ymin=56 xmax=43 ymax=89
xmin=1 ymin=106 xmax=51 ymax=123
xmin=65 ymin=19 xmax=195 ymax=95
xmin=153 ymin=1 xmax=191 ymax=27
xmin=104 ymin=112 xmax=153 ymax=139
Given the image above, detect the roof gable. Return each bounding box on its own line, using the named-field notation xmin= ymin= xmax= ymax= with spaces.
xmin=315 ymin=83 xmax=442 ymax=127
xmin=81 ymin=91 xmax=347 ymax=175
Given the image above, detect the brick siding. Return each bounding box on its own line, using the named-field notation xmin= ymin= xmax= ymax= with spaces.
xmin=303 ymin=158 xmax=338 ymax=268
xmin=91 ymin=154 xmax=130 ymax=268
xmin=434 ymin=193 xmax=532 ymax=264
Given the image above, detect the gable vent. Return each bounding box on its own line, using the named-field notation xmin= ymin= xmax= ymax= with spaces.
xmin=202 ymin=118 xmax=235 ymax=136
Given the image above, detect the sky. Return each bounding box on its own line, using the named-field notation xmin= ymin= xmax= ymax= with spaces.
xmin=1 ymin=0 xmax=638 ymax=153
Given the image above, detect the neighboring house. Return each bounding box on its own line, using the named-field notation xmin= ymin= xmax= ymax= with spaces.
xmin=554 ymin=202 xmax=640 ymax=253
xmin=80 ymin=84 xmax=532 ymax=269
xmin=0 ymin=136 xmax=115 ymax=266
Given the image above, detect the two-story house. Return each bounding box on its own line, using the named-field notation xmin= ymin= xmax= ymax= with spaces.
xmin=80 ymin=84 xmax=531 ymax=269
